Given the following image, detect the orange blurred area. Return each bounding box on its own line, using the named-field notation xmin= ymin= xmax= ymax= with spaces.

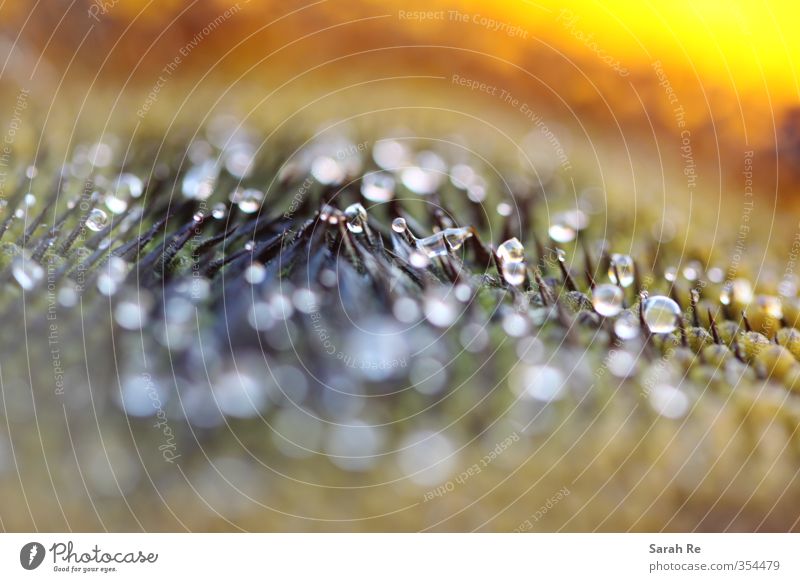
xmin=2 ymin=0 xmax=799 ymax=201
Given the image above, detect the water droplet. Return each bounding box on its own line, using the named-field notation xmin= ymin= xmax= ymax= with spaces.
xmin=97 ymin=256 xmax=128 ymax=295
xmin=292 ymin=288 xmax=318 ymax=314
xmin=608 ymin=351 xmax=638 ymax=378
xmin=454 ymin=283 xmax=472 ymax=302
xmin=416 ymin=232 xmax=448 ymax=258
xmin=114 ymin=292 xmax=152 ymax=330
xmin=720 ymin=278 xmax=753 ymax=305
xmin=268 ymin=293 xmax=294 ymax=320
xmin=497 ymin=237 xmax=525 ymax=263
xmin=409 ymin=251 xmax=430 ymax=268
xmin=400 ymin=151 xmax=446 ymax=195
xmin=664 ymin=266 xmax=678 ymax=282
xmin=234 ymin=188 xmax=263 ymax=214
xmin=592 ymin=284 xmax=624 ymax=317
xmin=311 ymin=156 xmax=345 ymax=185
xmin=182 ymin=161 xmax=217 ymax=200
xmin=548 ymin=210 xmax=588 ymax=243
xmin=649 ymin=384 xmax=690 ymax=418
xmin=86 ymin=208 xmax=109 ymax=232
xmin=211 ymin=203 xmax=226 ymax=220
xmin=608 ymin=253 xmax=634 ymax=287
xmin=392 ymin=217 xmax=408 ymax=234
xmin=372 ymin=139 xmax=411 ymax=170
xmin=114 ymin=173 xmax=144 ymax=199
xmin=682 ymin=260 xmax=702 ymax=281
xmin=104 ymin=193 xmax=128 ymax=215
xmin=707 ymin=267 xmax=724 ymax=284
xmin=224 ymin=143 xmax=255 ymax=178
xmin=58 ymin=281 xmax=79 ymax=307
xmin=247 ymin=302 xmax=275 ymax=331
xmin=244 ymin=262 xmax=266 ymax=284
xmin=11 ymin=253 xmax=44 ymax=290
xmin=23 ymin=193 xmax=36 ymax=207
xmin=344 ymin=203 xmax=368 ymax=234
xmin=614 ymin=311 xmax=640 ymax=340
xmin=643 ymin=295 xmax=681 ymax=333
xmin=361 ymin=172 xmax=395 ymax=202
xmin=88 ymin=142 xmax=113 ymax=167
xmin=467 ymin=183 xmax=487 ymax=202
xmin=757 ymin=295 xmax=782 ymax=318
xmin=496 ymin=202 xmax=513 ymax=217
xmin=501 ymin=261 xmax=527 ymax=286
xmin=393 ymin=296 xmax=420 ymax=323
xmin=502 ymin=312 xmax=529 ymax=337
xmin=424 ymin=293 xmax=458 ymax=327
xmin=442 ymin=227 xmax=471 ymax=251
xmin=556 ymin=248 xmax=567 ymax=262
xmin=519 ymin=365 xmax=565 ymax=402
xmin=192 ymin=210 xmax=204 ymax=222
xmin=450 ymin=164 xmax=477 ymax=190
xmin=213 ymin=370 xmax=267 ymax=418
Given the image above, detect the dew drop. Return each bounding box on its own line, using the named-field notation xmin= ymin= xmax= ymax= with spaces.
xmin=182 ymin=161 xmax=217 ymax=200
xmin=548 ymin=210 xmax=587 ymax=243
xmin=608 ymin=253 xmax=635 ymax=287
xmin=502 ymin=312 xmax=529 ymax=337
xmin=643 ymin=295 xmax=681 ymax=333
xmin=442 ymin=227 xmax=472 ymax=252
xmin=614 ymin=311 xmax=640 ymax=340
xmin=86 ymin=208 xmax=109 ymax=232
xmin=496 ymin=202 xmax=513 ymax=217
xmin=592 ymin=284 xmax=624 ymax=317
xmin=344 ymin=202 xmax=368 ymax=234
xmin=114 ymin=173 xmax=144 ymax=199
xmin=400 ymin=151 xmax=446 ymax=195
xmin=360 ymin=172 xmax=395 ymax=202
xmin=211 ymin=203 xmax=227 ymax=220
xmin=450 ymin=164 xmax=476 ymax=190
xmin=12 ymin=253 xmax=44 ymax=290
xmin=244 ymin=262 xmax=266 ymax=285
xmin=393 ymin=296 xmax=420 ymax=323
xmin=502 ymin=262 xmax=527 ymax=287
xmin=424 ymin=294 xmax=458 ymax=327
xmin=373 ymin=139 xmax=411 ymax=170
xmin=237 ymin=189 xmax=264 ymax=214
xmin=391 ymin=217 xmax=408 ymax=234
xmin=24 ymin=193 xmax=36 ymax=207
xmin=609 ymin=351 xmax=638 ymax=378
xmin=497 ymin=237 xmax=525 ymax=263
xmin=104 ymin=193 xmax=128 ymax=215
xmin=409 ymin=251 xmax=430 ymax=268
xmin=311 ymin=156 xmax=345 ymax=186
xmin=756 ymin=295 xmax=782 ymax=319
xmin=720 ymin=278 xmax=753 ymax=305
xmin=649 ymin=384 xmax=690 ymax=418
xmin=114 ymin=292 xmax=152 ymax=330
xmin=416 ymin=232 xmax=448 ymax=258
xmin=58 ymin=281 xmax=79 ymax=307
xmin=519 ymin=365 xmax=565 ymax=402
